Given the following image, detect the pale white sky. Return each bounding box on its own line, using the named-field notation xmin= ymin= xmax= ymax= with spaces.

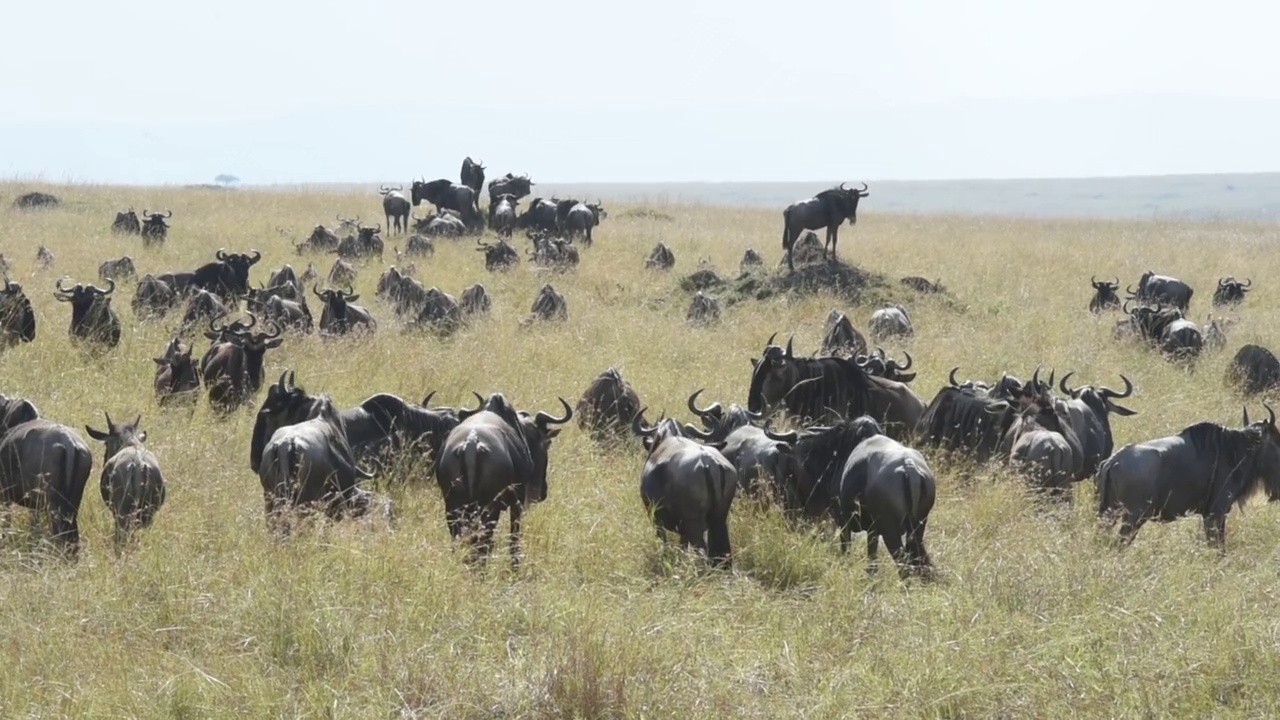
xmin=3 ymin=0 xmax=1278 ymax=183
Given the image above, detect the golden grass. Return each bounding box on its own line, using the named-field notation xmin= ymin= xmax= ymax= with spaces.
xmin=3 ymin=182 xmax=1280 ymax=717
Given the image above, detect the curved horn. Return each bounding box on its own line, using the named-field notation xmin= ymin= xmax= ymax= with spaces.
xmin=682 ymin=422 xmax=717 ymax=441
xmin=261 ymin=319 xmax=283 ymax=340
xmin=241 ymin=312 xmax=257 ymax=331
xmin=949 ymin=367 xmax=961 ymax=387
xmin=276 ymin=371 xmax=289 ymax=392
xmin=897 ymin=350 xmax=912 ymax=371
xmin=209 ymin=316 xmax=224 ymax=335
xmin=1267 ymin=402 xmax=1276 ymax=427
xmin=374 ymin=223 xmax=382 ymax=233
xmin=421 ymin=391 xmax=436 ymax=407
xmin=469 ymin=392 xmax=486 ymax=412
xmin=1030 ymin=365 xmax=1043 ymax=393
xmin=1244 ymin=277 xmax=1253 ymax=288
xmin=1111 ymin=277 xmax=1118 ymax=286
xmin=631 ymin=407 xmax=656 ymax=437
xmin=54 ymin=276 xmax=72 ymax=294
xmin=535 ymin=397 xmax=573 ymax=428
xmin=142 ymin=209 xmax=151 ymax=217
xmin=164 ymin=209 xmax=173 ymax=218
xmin=97 ymin=277 xmax=115 ymax=296
xmin=686 ymin=388 xmax=721 ymax=419
xmin=1091 ymin=274 xmax=1099 ymax=288
xmin=1125 ymin=284 xmax=1136 ymax=296
xmin=216 ymin=248 xmax=228 ymax=261
xmin=1102 ymin=374 xmax=1134 ymax=400
xmin=249 ymin=250 xmax=262 ymax=264
xmin=766 ymin=332 xmax=777 ymax=347
xmin=785 ymin=335 xmax=794 ymax=359
xmin=1244 ymin=406 xmax=1251 ymax=426
xmin=1059 ymin=371 xmax=1074 ymax=396
xmin=312 ymin=283 xmax=324 ymax=300
xmin=762 ymin=423 xmax=798 ymax=444
xmin=856 ymin=182 xmax=868 ymax=193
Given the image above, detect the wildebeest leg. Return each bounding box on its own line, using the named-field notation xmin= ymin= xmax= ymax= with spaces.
xmin=906 ymin=518 xmax=932 ymax=576
xmin=1202 ymin=514 xmax=1227 ymax=551
xmin=706 ymin=515 xmax=732 ymax=570
xmin=826 ymin=227 xmax=837 ymax=261
xmin=839 ymin=525 xmax=853 ymax=554
xmin=1116 ymin=511 xmax=1142 ymax=548
xmin=508 ymin=502 xmax=524 ymax=567
xmin=880 ymin=531 xmax=913 ymax=579
xmin=475 ymin=506 xmax=501 ymax=561
xmin=865 ymin=532 xmax=881 ymax=575
xmin=444 ymin=495 xmax=471 ymax=540
xmin=679 ymin=520 xmax=709 ymax=558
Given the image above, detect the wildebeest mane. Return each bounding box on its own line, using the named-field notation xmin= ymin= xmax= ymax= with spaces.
xmin=1179 ymin=421 xmax=1267 ymax=507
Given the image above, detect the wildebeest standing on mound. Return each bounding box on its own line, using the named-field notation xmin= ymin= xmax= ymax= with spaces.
xmin=379 ymin=186 xmax=410 ymax=235
xmin=575 ymin=367 xmax=644 ymax=442
xmin=1088 ymin=276 xmax=1121 ymax=313
xmin=1226 ymin=344 xmax=1280 ymax=396
xmin=460 ymin=157 xmax=485 ymax=199
xmin=1096 ymin=405 xmax=1280 ymax=548
xmin=86 ymin=413 xmax=166 ymax=549
xmin=0 ymin=276 xmax=36 ymax=351
xmin=54 ymin=277 xmax=120 ymax=349
xmin=0 ymin=394 xmax=93 ymax=553
xmin=780 ymin=182 xmax=870 ymax=271
xmin=1212 ymin=276 xmax=1252 ymax=307
xmin=111 ymin=208 xmax=141 ymax=234
xmin=646 ymin=242 xmax=675 ymax=270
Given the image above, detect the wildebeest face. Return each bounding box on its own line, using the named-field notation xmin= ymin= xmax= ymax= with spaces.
xmin=748 ymin=335 xmax=799 ymax=414
xmin=1059 ymin=372 xmax=1136 ymax=417
xmin=85 ymin=412 xmax=145 ymax=460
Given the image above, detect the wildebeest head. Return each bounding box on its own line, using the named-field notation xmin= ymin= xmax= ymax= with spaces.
xmin=203 ymin=313 xmax=259 ymax=343
xmin=747 ymin=333 xmax=799 ymax=415
xmin=1059 ymin=372 xmax=1137 ymax=418
xmin=476 ymin=238 xmax=519 ymax=271
xmin=85 ymin=412 xmax=146 ymax=461
xmin=1213 ymin=276 xmax=1252 ymax=307
xmin=1240 ymin=404 xmax=1280 ymax=499
xmin=54 ymin=276 xmax=115 ymax=326
xmin=460 ymin=157 xmax=486 ymax=195
xmin=687 ymin=388 xmax=763 ymax=440
xmin=631 ymin=408 xmax=717 ymax=454
xmin=379 ymin=184 xmax=403 ymax=198
xmin=762 ymin=415 xmax=883 ymax=516
xmin=335 ymin=215 xmax=361 ymax=234
xmin=855 ymin=348 xmax=916 ymax=383
xmin=314 ymin=284 xmax=359 ymax=319
xmin=0 ymin=275 xmax=36 ymax=345
xmin=1089 ymin=276 xmax=1121 ymax=313
xmin=410 ymin=179 xmax=454 ymax=207
xmin=488 ymin=173 xmax=534 ymax=202
xmin=818 ymin=182 xmax=870 ymax=226
xmin=214 ymin=248 xmax=262 ymax=296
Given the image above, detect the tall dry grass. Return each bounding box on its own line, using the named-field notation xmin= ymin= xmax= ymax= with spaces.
xmin=2 ymin=183 xmax=1280 ymax=717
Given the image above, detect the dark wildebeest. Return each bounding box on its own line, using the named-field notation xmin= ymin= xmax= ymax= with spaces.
xmin=1159 ymin=316 xmax=1204 ymax=363
xmin=1056 ymin=373 xmax=1136 ymax=479
xmin=54 ymin=277 xmax=120 ymax=349
xmin=400 ymin=234 xmax=435 ymax=257
xmin=686 ymin=291 xmax=721 ymax=324
xmin=327 ymin=258 xmax=357 ymax=287
xmin=900 ymin=276 xmax=944 ymax=294
xmin=131 ymin=274 xmax=179 ymax=320
xmin=268 ymin=264 xmax=301 ymax=295
xmin=247 ymin=288 xmax=313 ymax=334
xmin=869 ymin=303 xmax=912 ymax=340
xmin=748 ymin=335 xmax=926 ymax=440
xmin=1097 ymin=405 xmax=1280 ymax=548
xmin=1227 ymin=344 xmax=1280 ymax=396
xmin=633 ymin=412 xmax=737 ymax=568
xmin=854 ymin=348 xmax=916 ymax=384
xmin=556 ymin=200 xmax=606 ymax=246
xmin=781 ymin=182 xmax=870 ymax=271
xmin=528 ymin=283 xmax=568 ymax=323
xmin=740 ymin=248 xmax=764 ymax=272
xmin=35 ymin=246 xmax=54 ymax=270
xmin=487 ymin=173 xmax=533 ymax=207
xmin=490 ymin=194 xmax=519 ymax=238
xmin=515 ymin=197 xmax=560 ymax=235
xmin=1126 ymin=270 xmax=1194 ymax=311
xmin=528 ymin=236 xmax=579 ymax=272
xmin=460 ymin=157 xmax=486 ymax=201
xmin=435 ymin=392 xmax=572 ymax=563
xmin=111 ymin=208 xmax=141 ymax=235
xmin=412 ymin=287 xmax=463 ymax=335
xmin=999 ymin=391 xmax=1084 ymax=497
xmin=153 ymin=337 xmax=201 ymax=407
xmin=0 ymin=394 xmax=93 ymax=553
xmin=388 ymin=275 xmax=430 ymax=318
xmin=1213 ymin=276 xmax=1252 ymax=307
xmin=1089 ymin=276 xmax=1121 ymax=313
xmin=460 ymin=284 xmax=491 ymax=317
xmin=379 ymin=185 xmax=411 ymax=235
xmin=314 ymin=285 xmax=376 ymax=337
xmin=412 ymin=210 xmax=467 ymax=237
xmin=820 ymin=310 xmax=868 ymax=358
xmin=98 ymin=256 xmax=136 ymax=282
xmin=173 ymin=248 xmax=262 ymax=302
xmin=179 ymin=288 xmax=229 ymax=332
xmin=295 ymin=223 xmax=342 ymax=254
xmin=646 ymin=242 xmax=676 ymax=270
xmin=334 ymin=225 xmax=384 ymax=261
xmin=13 ymin=192 xmax=59 ymax=208
xmin=85 ymin=413 xmax=166 ymax=548
xmin=200 ymin=316 xmax=285 ymax=411
xmin=0 ymin=276 xmax=36 ymax=351
xmin=575 ymin=367 xmax=644 ymax=442
xmin=764 ymin=416 xmax=935 ymax=578
xmin=140 ymin=209 xmax=172 ymax=246
xmin=686 ymin=389 xmax=794 ymax=502
xmin=411 ymin=179 xmax=481 ymax=231
xmin=476 ymin=237 xmax=519 ymax=271
xmin=914 ymin=367 xmax=1048 ymax=464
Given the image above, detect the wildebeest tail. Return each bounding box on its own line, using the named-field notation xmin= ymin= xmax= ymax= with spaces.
xmin=900 ymin=460 xmax=924 ymax=521
xmin=460 ymin=431 xmax=487 ymax=499
xmin=701 ymin=461 xmax=723 ymax=517
xmin=781 ymin=207 xmax=793 ymax=250
xmin=1094 ymin=457 xmax=1113 ymax=516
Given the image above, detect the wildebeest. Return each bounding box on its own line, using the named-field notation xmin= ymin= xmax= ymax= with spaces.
xmin=400 ymin=234 xmax=435 ymax=257
xmin=35 ymin=245 xmax=54 ymax=270
xmin=12 ymin=192 xmax=59 ymax=209
xmin=490 ymin=194 xmax=519 ymax=237
xmin=1127 ymin=270 xmax=1194 ymax=311
xmin=515 ymin=197 xmax=561 ymax=235
xmin=900 ymin=276 xmax=944 ymax=294
xmin=379 ymin=185 xmax=411 ymax=235
xmin=686 ymin=389 xmax=794 ymax=502
xmin=131 ymin=274 xmax=179 ymax=320
xmin=247 ymin=287 xmax=313 ymax=334
xmin=1097 ymin=406 xmax=1280 ymax=548
xmin=748 ymin=335 xmax=926 ymax=439
xmin=85 ymin=413 xmax=166 ymax=548
xmin=327 ymin=258 xmax=357 ymax=287
xmin=295 ymin=223 xmax=342 ymax=254
xmin=528 ymin=283 xmax=568 ymax=323
xmin=477 ymin=237 xmax=519 ymax=271
xmin=0 ymin=276 xmax=36 ymax=351
xmin=1088 ymin=276 xmax=1121 ymax=313
xmin=460 ymin=157 xmax=486 ymax=199
xmin=575 ymin=367 xmax=644 ymax=442
xmin=646 ymin=242 xmax=676 ymax=270
xmin=1227 ymin=344 xmax=1280 ymax=396
xmin=435 ymin=392 xmax=572 ymax=563
xmin=376 ymin=265 xmax=412 ymax=302
xmin=1203 ymin=313 xmax=1233 ymax=353
xmin=412 ymin=210 xmax=468 ymax=237
xmin=1056 ymin=373 xmax=1136 ymax=479
xmin=54 ymin=276 xmax=120 ymax=349
xmin=915 ymin=366 xmax=1056 ymax=465
xmin=820 ymin=310 xmax=868 ymax=358
xmin=98 ymin=256 xmax=136 ymax=282
xmin=140 ymin=209 xmax=172 ymax=246
xmin=267 ymin=264 xmax=301 ymax=295
xmin=460 ymin=284 xmax=491 ymax=317
xmin=152 ymin=337 xmax=201 ymax=407
xmin=314 ymin=285 xmax=376 ymax=336
xmin=334 ymin=225 xmax=384 ymax=261
xmin=1159 ymin=316 xmax=1204 ymax=363
xmin=854 ymin=348 xmax=916 ymax=384
xmin=411 ymin=179 xmax=482 ymax=231
xmin=764 ymin=416 xmax=934 ymax=577
xmin=556 ymin=200 xmax=606 ymax=246
xmin=487 ymin=173 xmax=533 ymax=207
xmin=0 ymin=393 xmax=93 ymax=552
xmin=1000 ymin=392 xmax=1084 ymax=497
xmin=869 ymin=303 xmax=912 ymax=340
xmin=781 ymin=182 xmax=870 ymax=271
xmin=529 ymin=236 xmax=579 ymax=271
xmin=686 ymin=291 xmax=721 ymax=324
xmin=179 ymin=287 xmax=229 ymax=332
xmin=200 ymin=316 xmax=285 ymax=411
xmin=160 ymin=248 xmax=262 ymax=302
xmin=111 ymin=208 xmax=141 ymax=235
xmin=633 ymin=412 xmax=737 ymax=568
xmin=412 ymin=287 xmax=463 ymax=335
xmin=740 ymin=248 xmax=764 ymax=272
xmin=1213 ymin=276 xmax=1252 ymax=307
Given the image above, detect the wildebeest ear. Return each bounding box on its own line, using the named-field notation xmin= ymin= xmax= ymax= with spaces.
xmin=545 ymin=428 xmax=561 ymax=439
xmin=265 ymin=337 xmax=285 ymax=349
xmin=85 ymin=426 xmax=110 ymax=441
xmin=152 ymin=357 xmax=167 ymax=365
xmin=750 ymin=358 xmax=759 ymax=369
xmin=1109 ymin=404 xmax=1137 ymax=417
xmin=204 ymin=331 xmax=220 ymax=340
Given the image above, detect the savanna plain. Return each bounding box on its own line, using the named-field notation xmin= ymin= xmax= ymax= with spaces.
xmin=4 ymin=182 xmax=1280 ymax=719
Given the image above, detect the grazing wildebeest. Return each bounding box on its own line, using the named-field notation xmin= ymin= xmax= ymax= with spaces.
xmin=131 ymin=274 xmax=178 ymax=320
xmin=435 ymin=392 xmax=572 ymax=563
xmin=575 ymin=367 xmax=643 ymax=442
xmin=412 ymin=210 xmax=468 ymax=237
xmin=764 ymin=416 xmax=935 ymax=577
xmin=400 ymin=234 xmax=435 ymax=257
xmin=98 ymin=256 xmax=136 ymax=282
xmin=411 ymin=179 xmax=481 ymax=231
xmin=490 ymin=194 xmax=519 ymax=237
xmin=528 ymin=283 xmax=568 ymax=323
xmin=1056 ymin=373 xmax=1136 ymax=479
xmin=686 ymin=389 xmax=795 ymax=501
xmin=740 ymin=248 xmax=764 ymax=272
xmin=295 ymin=223 xmax=342 ymax=254
xmin=111 ymin=208 xmax=141 ymax=235
xmin=1213 ymin=276 xmax=1252 ymax=307
xmin=179 ymin=287 xmax=229 ymax=332
xmin=528 ymin=236 xmax=580 ymax=271
xmin=1227 ymin=344 xmax=1280 ymax=396
xmin=460 ymin=284 xmax=491 ymax=317
xmin=633 ymin=412 xmax=737 ymax=568
xmin=13 ymin=192 xmax=59 ymax=209
xmin=412 ymin=287 xmax=463 ymax=334
xmin=140 ymin=209 xmax=172 ymax=246
xmin=54 ymin=277 xmax=120 ymax=349
xmin=314 ymin=285 xmax=376 ymax=336
xmin=900 ymin=276 xmax=944 ymax=294
xmin=334 ymin=225 xmax=384 ymax=261
xmin=1088 ymin=276 xmax=1121 ymax=313
xmin=460 ymin=157 xmax=485 ymax=200
xmin=1097 ymin=406 xmax=1280 ymax=548
xmin=781 ymin=182 xmax=870 ymax=271
xmin=200 ymin=316 xmax=285 ymax=411
xmin=487 ymin=173 xmax=533 ymax=207
xmin=748 ymin=335 xmax=926 ymax=439
xmin=86 ymin=413 xmax=166 ymax=548
xmin=1126 ymin=270 xmax=1194 ymax=311
xmin=0 ymin=394 xmax=93 ymax=553
xmin=35 ymin=245 xmax=54 ymax=270
xmin=686 ymin=291 xmax=721 ymax=324
xmin=556 ymin=200 xmax=606 ymax=246
xmin=153 ymin=337 xmax=200 ymax=407
xmin=327 ymin=258 xmax=357 ymax=287
xmin=915 ymin=366 xmax=1057 ymax=465
xmin=0 ymin=276 xmax=36 ymax=351
xmin=646 ymin=242 xmax=675 ymax=270
xmin=515 ymin=197 xmax=560 ymax=235
xmin=476 ymin=237 xmax=519 ymax=271
xmin=869 ymin=304 xmax=912 ymax=341
xmin=379 ymin=185 xmax=411 ymax=235
xmin=820 ymin=310 xmax=868 ymax=358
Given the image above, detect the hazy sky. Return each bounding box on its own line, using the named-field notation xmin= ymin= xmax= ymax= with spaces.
xmin=4 ymin=0 xmax=1278 ymax=184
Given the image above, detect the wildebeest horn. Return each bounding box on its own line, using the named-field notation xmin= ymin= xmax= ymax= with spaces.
xmin=1267 ymin=403 xmax=1276 ymax=427
xmin=1111 ymin=277 xmax=1118 ymax=286
xmin=686 ymin=389 xmax=721 ymax=420
xmin=631 ymin=407 xmax=656 ymax=436
xmin=469 ymin=392 xmax=486 ymax=412
xmin=312 ymin=283 xmax=324 ymax=299
xmin=1122 ymin=298 xmax=1133 ymax=314
xmin=856 ymin=182 xmax=869 ymax=194
xmin=838 ymin=182 xmax=847 ymax=191
xmin=142 ymin=209 xmax=151 ymax=217
xmin=1106 ymin=374 xmax=1134 ymax=399
xmin=1219 ymin=277 xmax=1229 ymax=288
xmin=210 ymin=316 xmax=224 ymax=335
xmin=164 ymin=209 xmax=173 ymax=218
xmin=277 ymin=371 xmax=289 ymax=392
xmin=897 ymin=351 xmax=912 ymax=370
xmin=785 ymin=335 xmax=794 ymax=359
xmin=1244 ymin=406 xmax=1251 ymax=426
xmin=249 ymin=250 xmax=261 ymax=264
xmin=1046 ymin=369 xmax=1055 ymax=391
xmin=216 ymin=248 xmax=228 ymax=261
xmin=535 ymin=398 xmax=573 ymax=428
xmin=766 ymin=332 xmax=777 ymax=347
xmin=55 ymin=276 xmax=72 ymax=294
xmin=762 ymin=422 xmax=797 ymax=444
xmin=1031 ymin=365 xmax=1042 ymax=391
xmin=1091 ymin=274 xmax=1098 ymax=288
xmin=1059 ymin=371 xmax=1074 ymax=395
xmin=1244 ymin=278 xmax=1253 ymax=288
xmin=374 ymin=223 xmax=382 ymax=233
xmin=241 ymin=313 xmax=257 ymax=331
xmin=421 ymin=391 xmax=436 ymax=407
xmin=95 ymin=278 xmax=115 ymax=296
xmin=949 ymin=367 xmax=961 ymax=387
xmin=261 ymin=319 xmax=282 ymax=340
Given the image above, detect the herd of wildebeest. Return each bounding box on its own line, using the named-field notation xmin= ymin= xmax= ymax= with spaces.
xmin=4 ymin=163 xmax=1280 ymax=579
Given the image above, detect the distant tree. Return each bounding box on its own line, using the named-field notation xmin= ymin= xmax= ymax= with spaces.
xmin=214 ymin=174 xmax=240 ymax=186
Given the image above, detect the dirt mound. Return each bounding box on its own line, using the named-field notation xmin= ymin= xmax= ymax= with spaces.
xmin=680 ymin=268 xmax=726 ymax=292
xmin=720 ymin=259 xmax=889 ymax=306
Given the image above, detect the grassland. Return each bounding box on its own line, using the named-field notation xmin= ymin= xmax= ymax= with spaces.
xmin=2 ymin=182 xmax=1280 ymax=718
